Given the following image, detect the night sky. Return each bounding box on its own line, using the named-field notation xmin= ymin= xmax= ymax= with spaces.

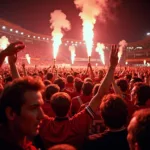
xmin=0 ymin=0 xmax=150 ymax=44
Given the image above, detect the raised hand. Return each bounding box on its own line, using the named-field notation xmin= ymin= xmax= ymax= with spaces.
xmin=110 ymin=45 xmax=119 ymax=69
xmin=3 ymin=41 xmax=25 ymax=56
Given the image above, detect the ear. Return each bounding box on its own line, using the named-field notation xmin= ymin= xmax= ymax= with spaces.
xmin=5 ymin=107 xmax=17 ymax=121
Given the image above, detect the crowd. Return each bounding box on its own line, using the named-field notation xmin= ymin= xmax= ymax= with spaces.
xmin=0 ymin=41 xmax=150 ymax=150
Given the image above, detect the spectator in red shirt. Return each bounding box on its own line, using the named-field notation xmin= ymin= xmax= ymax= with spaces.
xmin=65 ymin=75 xmax=74 ymax=93
xmin=42 ymin=84 xmax=60 ymax=117
xmin=127 ymin=109 xmax=150 ymax=150
xmin=0 ymin=77 xmax=45 ymax=150
xmin=39 ymin=45 xmax=119 ymax=149
xmin=70 ymin=77 xmax=83 ymax=98
xmin=71 ymin=81 xmax=93 ymax=116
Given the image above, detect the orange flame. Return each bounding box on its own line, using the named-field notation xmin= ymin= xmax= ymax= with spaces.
xmin=69 ymin=46 xmax=76 ymax=64
xmin=50 ymin=10 xmax=71 ymax=59
xmin=96 ymin=43 xmax=105 ymax=65
xmin=25 ymin=54 xmax=31 ymax=64
xmin=83 ymin=21 xmax=94 ymax=57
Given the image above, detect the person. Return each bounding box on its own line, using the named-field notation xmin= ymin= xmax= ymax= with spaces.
xmin=71 ymin=81 xmax=93 ymax=116
xmin=85 ymin=94 xmax=129 ymax=150
xmin=131 ymin=82 xmax=150 ymax=109
xmin=0 ymin=77 xmax=45 ymax=150
xmin=42 ymin=84 xmax=60 ymax=117
xmin=127 ymin=109 xmax=150 ymax=150
xmin=39 ymin=45 xmax=119 ymax=149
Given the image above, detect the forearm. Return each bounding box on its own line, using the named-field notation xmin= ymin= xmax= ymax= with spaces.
xmin=10 ymin=64 xmax=20 ymax=79
xmin=89 ymin=67 xmax=115 ymax=112
xmin=23 ymin=67 xmax=27 ymax=76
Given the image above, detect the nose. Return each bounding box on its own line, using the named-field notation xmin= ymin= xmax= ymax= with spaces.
xmin=38 ymin=107 xmax=45 ymax=120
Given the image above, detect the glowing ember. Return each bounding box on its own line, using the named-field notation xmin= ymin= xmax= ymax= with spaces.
xmin=50 ymin=10 xmax=71 ymax=59
xmin=96 ymin=43 xmax=105 ymax=65
xmin=69 ymin=46 xmax=76 ymax=64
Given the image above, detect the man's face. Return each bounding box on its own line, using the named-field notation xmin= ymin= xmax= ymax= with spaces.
xmin=14 ymin=91 xmax=44 ymax=137
xmin=131 ymin=86 xmax=137 ymax=104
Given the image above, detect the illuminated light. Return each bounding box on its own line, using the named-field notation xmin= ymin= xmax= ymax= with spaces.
xmin=28 ymin=35 xmax=30 ymax=37
xmin=80 ymin=42 xmax=82 ymax=44
xmin=147 ymin=33 xmax=150 ymax=36
xmin=125 ymin=61 xmax=128 ymax=65
xmin=65 ymin=43 xmax=68 ymax=46
xmin=21 ymin=32 xmax=24 ymax=35
xmin=2 ymin=26 xmax=6 ymax=29
xmin=43 ymin=37 xmax=45 ymax=40
xmin=69 ymin=46 xmax=76 ymax=65
xmin=67 ymin=41 xmax=69 ymax=43
xmin=144 ymin=60 xmax=146 ymax=65
xmin=33 ymin=36 xmax=36 ymax=38
xmin=71 ymin=41 xmax=73 ymax=43
xmin=15 ymin=30 xmax=18 ymax=33
xmin=47 ymin=38 xmax=49 ymax=40
xmin=10 ymin=29 xmax=13 ymax=32
xmin=38 ymin=37 xmax=40 ymax=39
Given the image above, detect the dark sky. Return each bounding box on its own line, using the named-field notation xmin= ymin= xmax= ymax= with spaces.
xmin=0 ymin=0 xmax=150 ymax=43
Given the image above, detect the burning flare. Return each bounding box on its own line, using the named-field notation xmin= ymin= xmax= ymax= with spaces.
xmin=96 ymin=43 xmax=105 ymax=65
xmin=69 ymin=46 xmax=76 ymax=64
xmin=0 ymin=36 xmax=10 ymax=64
xmin=25 ymin=54 xmax=31 ymax=64
xmin=50 ymin=10 xmax=71 ymax=59
xmin=74 ymin=0 xmax=108 ymax=57
xmin=118 ymin=40 xmax=128 ymax=63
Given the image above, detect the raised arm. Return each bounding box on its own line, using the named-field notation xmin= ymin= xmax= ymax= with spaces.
xmin=0 ymin=41 xmax=25 ymax=67
xmin=8 ymin=54 xmax=20 ymax=79
xmin=89 ymin=45 xmax=118 ymax=112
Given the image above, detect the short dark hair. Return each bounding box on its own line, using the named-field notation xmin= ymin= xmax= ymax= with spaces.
xmin=54 ymin=78 xmax=65 ymax=91
xmin=43 ymin=80 xmax=52 ymax=87
xmin=74 ymin=78 xmax=83 ymax=93
xmin=116 ymin=78 xmax=128 ymax=92
xmin=46 ymin=73 xmax=53 ymax=81
xmin=128 ymin=109 xmax=150 ymax=150
xmin=0 ymin=77 xmax=45 ymax=124
xmin=45 ymin=84 xmax=60 ymax=100
xmin=100 ymin=94 xmax=128 ymax=129
xmin=134 ymin=82 xmax=150 ymax=106
xmin=82 ymin=82 xmax=93 ymax=96
xmin=50 ymin=92 xmax=71 ymax=117
xmin=67 ymin=75 xmax=74 ymax=83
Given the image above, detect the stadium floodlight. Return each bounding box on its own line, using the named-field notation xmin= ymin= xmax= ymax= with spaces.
xmin=147 ymin=33 xmax=150 ymax=36
xmin=10 ymin=29 xmax=13 ymax=32
xmin=2 ymin=26 xmax=6 ymax=29
xmin=15 ymin=30 xmax=19 ymax=33
xmin=21 ymin=32 xmax=24 ymax=35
